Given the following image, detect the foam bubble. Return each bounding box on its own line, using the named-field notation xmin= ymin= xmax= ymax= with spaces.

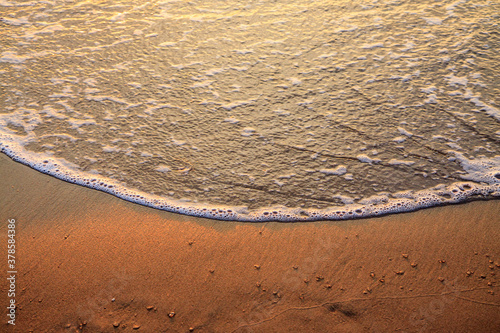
xmin=320 ymin=166 xmax=347 ymax=176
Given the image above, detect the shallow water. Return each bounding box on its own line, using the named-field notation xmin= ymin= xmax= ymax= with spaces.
xmin=1 ymin=0 xmax=499 ymax=221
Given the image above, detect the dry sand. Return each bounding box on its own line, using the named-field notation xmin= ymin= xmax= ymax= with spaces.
xmin=0 ymin=152 xmax=499 ymax=333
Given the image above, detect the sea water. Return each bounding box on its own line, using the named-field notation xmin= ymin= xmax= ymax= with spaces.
xmin=1 ymin=0 xmax=499 ymax=221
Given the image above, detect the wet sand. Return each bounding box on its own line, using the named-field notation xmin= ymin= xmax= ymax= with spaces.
xmin=0 ymin=152 xmax=499 ymax=333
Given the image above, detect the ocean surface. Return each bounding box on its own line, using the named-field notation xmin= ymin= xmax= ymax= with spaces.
xmin=1 ymin=0 xmax=499 ymax=221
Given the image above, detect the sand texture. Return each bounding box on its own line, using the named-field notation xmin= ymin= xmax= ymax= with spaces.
xmin=1 ymin=153 xmax=499 ymax=332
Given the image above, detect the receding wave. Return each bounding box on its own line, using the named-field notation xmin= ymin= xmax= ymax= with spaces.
xmin=1 ymin=0 xmax=499 ymax=221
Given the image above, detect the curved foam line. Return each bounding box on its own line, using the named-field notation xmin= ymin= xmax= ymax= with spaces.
xmin=1 ymin=135 xmax=499 ymax=222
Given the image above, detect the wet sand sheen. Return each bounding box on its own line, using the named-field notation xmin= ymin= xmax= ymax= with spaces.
xmin=0 ymin=153 xmax=499 ymax=333
xmin=2 ymin=0 xmax=499 ymax=221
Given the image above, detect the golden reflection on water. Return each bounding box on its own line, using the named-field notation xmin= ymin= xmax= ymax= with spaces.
xmin=0 ymin=0 xmax=499 ymax=220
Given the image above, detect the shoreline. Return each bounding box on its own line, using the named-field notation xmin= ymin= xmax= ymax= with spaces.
xmin=2 ymin=146 xmax=498 ymax=223
xmin=1 ymin=153 xmax=499 ymax=332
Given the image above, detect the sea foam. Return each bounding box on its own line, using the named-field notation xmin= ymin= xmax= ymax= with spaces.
xmin=0 ymin=0 xmax=499 ymax=222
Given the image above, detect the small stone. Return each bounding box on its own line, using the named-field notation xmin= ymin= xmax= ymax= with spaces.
xmin=370 ymin=272 xmax=375 ymax=278
xmin=485 ymin=253 xmax=490 ymax=258
xmin=146 ymin=305 xmax=154 ymax=311
xmin=254 ymin=265 xmax=261 ymax=270
xmin=489 ymin=265 xmax=494 ymax=270
xmin=402 ymin=253 xmax=408 ymax=259
xmin=411 ymin=262 xmax=418 ymax=268
xmin=325 ymin=284 xmax=332 ymax=289
xmin=168 ymin=311 xmax=175 ymax=318
xmin=304 ymin=279 xmax=309 ymax=284
xmin=489 ymin=259 xmax=494 ymax=264
xmin=315 ymin=275 xmax=324 ymax=281
xmin=438 ymin=259 xmax=446 ymax=264
xmin=189 ymin=328 xmax=195 ymax=332
xmin=379 ymin=278 xmax=385 ymax=283
xmin=65 ymin=323 xmax=71 ymax=328
xmin=256 ymin=282 xmax=261 ymax=287
xmin=466 ymin=270 xmax=473 ymax=276
xmin=487 ymin=282 xmax=492 ymax=286
xmin=188 ymin=241 xmax=194 ymax=246
xmin=113 ymin=322 xmax=120 ymax=328
xmin=209 ymin=269 xmax=215 ymax=273
xmin=111 ymin=298 xmax=115 ymax=302
xmin=488 ymin=290 xmax=495 ymax=295
xmin=495 ymin=262 xmax=500 ymax=267
xmin=480 ymin=274 xmax=486 ymax=279
xmin=293 ymin=265 xmax=298 ymax=270
xmin=133 ymin=324 xmax=140 ymax=330
xmin=395 ymin=270 xmax=405 ymax=275
xmin=438 ymin=277 xmax=445 ymax=282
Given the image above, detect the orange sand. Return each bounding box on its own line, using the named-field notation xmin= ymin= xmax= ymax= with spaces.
xmin=1 ymin=153 xmax=499 ymax=332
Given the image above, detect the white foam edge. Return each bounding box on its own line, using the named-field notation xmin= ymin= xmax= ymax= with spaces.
xmin=1 ymin=135 xmax=499 ymax=222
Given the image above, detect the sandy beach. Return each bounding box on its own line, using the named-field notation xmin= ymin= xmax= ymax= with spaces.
xmin=0 ymin=152 xmax=499 ymax=332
